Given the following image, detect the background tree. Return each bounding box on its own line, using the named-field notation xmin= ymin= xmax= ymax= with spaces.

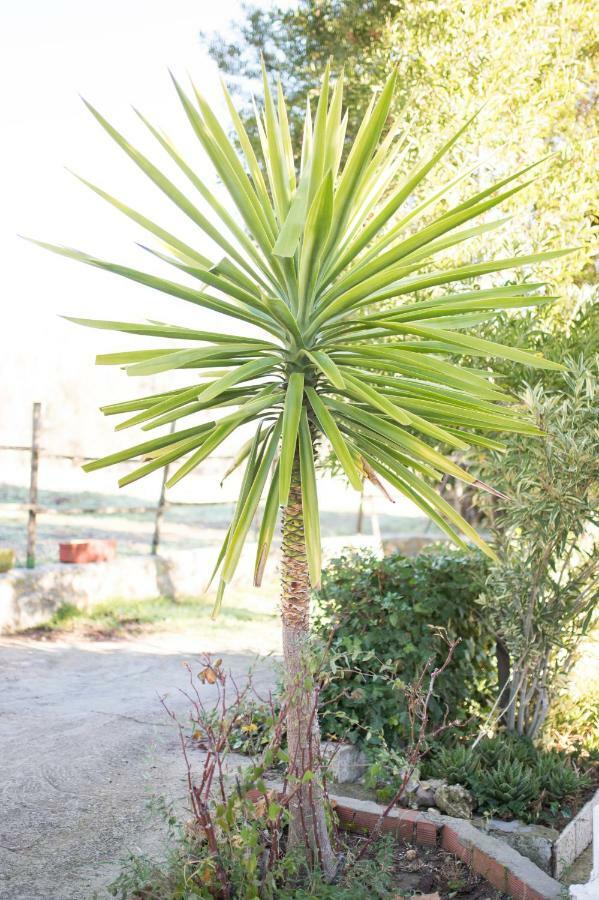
xmin=208 ymin=0 xmax=597 ymax=324
xmin=476 ymin=357 xmax=599 ymax=739
xmin=207 ymin=0 xmax=396 ymax=146
xmin=35 ymin=66 xmax=567 ymax=874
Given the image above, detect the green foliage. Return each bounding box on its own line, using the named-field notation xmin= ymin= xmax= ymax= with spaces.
xmin=426 ymin=745 xmax=481 ymax=787
xmin=474 ymin=760 xmax=541 ymax=822
xmin=475 ymin=358 xmax=599 ymax=738
xmin=194 ymin=701 xmax=278 ymax=756
xmin=314 ymin=549 xmax=494 ymax=746
xmin=479 ymin=298 xmax=599 ymax=395
xmin=109 ymin=821 xmax=398 ymax=899
xmin=544 ymin=677 xmax=599 ymax=760
xmin=136 ymin=652 xmax=408 ymax=893
xmin=207 ymin=0 xmax=395 ymax=147
xmin=476 ymin=732 xmax=538 ymax=768
xmin=363 ymin=745 xmax=411 ymax=804
xmin=0 ymin=548 xmax=14 ymax=573
xmin=423 ymin=732 xmax=592 ymax=824
xmin=209 ymin=0 xmax=597 ymax=321
xmin=534 ymin=752 xmax=588 ymax=804
xmin=24 ymin=592 xmax=280 ymax=645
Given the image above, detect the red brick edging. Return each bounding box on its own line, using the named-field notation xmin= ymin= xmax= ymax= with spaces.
xmin=334 ymin=800 xmax=437 ymax=847
xmin=331 ymin=799 xmax=561 ymax=900
xmin=440 ymin=823 xmax=543 ymax=900
xmin=249 ymin=787 xmax=561 ymax=899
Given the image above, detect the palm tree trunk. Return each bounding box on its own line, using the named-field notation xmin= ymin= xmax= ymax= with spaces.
xmin=280 ymin=453 xmax=336 ymax=878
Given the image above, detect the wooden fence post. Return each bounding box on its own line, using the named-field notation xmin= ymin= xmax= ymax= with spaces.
xmin=151 ymin=421 xmax=175 ymax=555
xmin=355 ymin=488 xmax=364 ymax=534
xmin=26 ymin=402 xmax=41 ymax=569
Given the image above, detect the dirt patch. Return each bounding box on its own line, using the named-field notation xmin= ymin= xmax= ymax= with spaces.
xmin=0 ymin=633 xmax=276 ymax=899
xmin=370 ymin=836 xmax=507 ymax=898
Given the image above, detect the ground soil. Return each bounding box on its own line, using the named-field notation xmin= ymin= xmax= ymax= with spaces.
xmin=0 ymin=631 xmax=275 ymax=899
xmin=348 ymin=833 xmax=508 ymax=899
xmin=0 ymin=628 xmax=508 ymax=900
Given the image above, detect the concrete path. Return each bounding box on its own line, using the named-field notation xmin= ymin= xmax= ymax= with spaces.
xmin=0 ymin=633 xmax=275 ymax=899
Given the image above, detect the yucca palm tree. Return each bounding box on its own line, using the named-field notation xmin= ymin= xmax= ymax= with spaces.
xmin=34 ymin=65 xmax=567 ymax=874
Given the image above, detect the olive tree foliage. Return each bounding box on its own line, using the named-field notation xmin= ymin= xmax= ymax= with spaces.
xmin=439 ymin=296 xmax=599 ymax=508
xmin=476 ymin=357 xmax=599 ymax=739
xmin=207 ymin=0 xmax=598 ymax=323
xmin=208 ymin=0 xmax=396 ymax=146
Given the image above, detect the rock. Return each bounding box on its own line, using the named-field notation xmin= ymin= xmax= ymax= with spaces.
xmin=414 ymin=778 xmax=446 ymax=808
xmin=397 ymin=766 xmax=421 ymax=806
xmin=473 ymin=817 xmax=559 ymax=874
xmin=404 ymin=766 xmax=420 ymax=793
xmin=434 ymin=782 xmax=473 ymax=819
xmin=321 ymin=741 xmax=368 ymax=784
xmin=383 ymin=535 xmax=439 ymax=556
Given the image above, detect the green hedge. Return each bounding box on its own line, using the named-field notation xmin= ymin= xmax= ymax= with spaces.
xmin=314 ymin=549 xmax=494 ymax=747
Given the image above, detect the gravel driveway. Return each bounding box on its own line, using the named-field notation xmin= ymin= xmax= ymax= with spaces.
xmin=0 ymin=633 xmax=275 ymax=899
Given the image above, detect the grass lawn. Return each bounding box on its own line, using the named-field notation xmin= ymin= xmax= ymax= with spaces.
xmin=25 ymin=583 xmax=282 ymax=653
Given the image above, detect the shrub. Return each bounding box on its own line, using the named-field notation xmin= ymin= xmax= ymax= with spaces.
xmin=314 ymin=549 xmax=494 ymax=747
xmin=363 ymin=746 xmax=411 ymax=804
xmin=544 ymin=681 xmax=599 ymax=760
xmin=109 ymin=655 xmax=435 ymax=899
xmin=194 ymin=701 xmax=278 ymax=757
xmin=108 ymin=797 xmax=399 ymax=900
xmin=475 ymin=358 xmax=599 ymax=738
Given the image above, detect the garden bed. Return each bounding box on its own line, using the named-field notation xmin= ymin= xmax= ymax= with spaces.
xmin=328 ymin=832 xmax=508 ymax=899
xmin=332 ymin=800 xmax=561 ymax=899
xmin=186 ymin=677 xmax=597 ymax=884
xmin=323 ymin=736 xmax=597 ymax=879
xmin=245 ymin=785 xmax=561 ymax=898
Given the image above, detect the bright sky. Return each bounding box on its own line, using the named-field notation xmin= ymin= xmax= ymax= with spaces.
xmin=0 ymin=1 xmax=425 ymax=525
xmin=0 ymin=0 xmax=280 ymax=449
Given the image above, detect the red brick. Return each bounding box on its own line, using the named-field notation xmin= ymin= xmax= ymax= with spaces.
xmin=335 ymin=802 xmax=418 ymax=839
xmin=506 ymin=872 xmax=528 ymax=900
xmin=395 ymin=809 xmax=419 ymax=841
xmin=398 ymin=809 xmax=421 ymax=824
xmin=441 ymin=826 xmax=472 ymax=864
xmin=378 ymin=813 xmax=415 ymax=841
xmin=471 ymin=848 xmax=507 ymax=893
xmin=416 ymin=819 xmax=438 ymax=847
xmin=335 ymin=804 xmax=374 ymax=833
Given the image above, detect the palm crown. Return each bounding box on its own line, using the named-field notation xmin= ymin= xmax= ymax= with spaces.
xmin=35 ymin=65 xmax=568 ymax=607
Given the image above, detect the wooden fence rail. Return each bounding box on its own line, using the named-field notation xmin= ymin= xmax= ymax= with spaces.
xmin=0 ymin=402 xmax=233 ymax=567
xmin=1 ymin=403 xmax=377 ymax=569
